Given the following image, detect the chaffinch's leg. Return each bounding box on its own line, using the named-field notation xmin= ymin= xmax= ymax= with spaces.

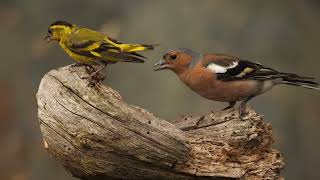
xmin=221 ymin=101 xmax=236 ymax=111
xmin=239 ymin=96 xmax=254 ymax=117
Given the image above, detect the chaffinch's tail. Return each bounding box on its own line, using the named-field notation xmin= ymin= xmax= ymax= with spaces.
xmin=281 ymin=73 xmax=319 ymax=90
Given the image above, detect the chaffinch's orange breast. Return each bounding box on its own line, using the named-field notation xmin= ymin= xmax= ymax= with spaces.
xmin=178 ymin=66 xmax=261 ymax=102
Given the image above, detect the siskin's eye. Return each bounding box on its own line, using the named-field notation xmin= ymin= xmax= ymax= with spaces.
xmin=170 ymin=54 xmax=177 ymax=60
xmin=48 ymin=28 xmax=52 ymax=34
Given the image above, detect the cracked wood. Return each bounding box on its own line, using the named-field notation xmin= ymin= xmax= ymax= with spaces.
xmin=37 ymin=65 xmax=285 ymax=179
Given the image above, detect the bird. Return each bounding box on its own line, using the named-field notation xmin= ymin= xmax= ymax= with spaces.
xmin=154 ymin=48 xmax=319 ymax=116
xmin=45 ymin=20 xmax=156 ymax=85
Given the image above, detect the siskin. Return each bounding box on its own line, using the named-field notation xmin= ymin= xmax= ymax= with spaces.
xmin=45 ymin=21 xmax=156 ymax=85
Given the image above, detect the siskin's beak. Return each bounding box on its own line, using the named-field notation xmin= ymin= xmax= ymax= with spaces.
xmin=154 ymin=59 xmax=169 ymax=71
xmin=44 ymin=34 xmax=52 ymax=43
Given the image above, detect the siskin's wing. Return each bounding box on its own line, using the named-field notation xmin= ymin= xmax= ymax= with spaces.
xmin=66 ymin=27 xmax=147 ymax=63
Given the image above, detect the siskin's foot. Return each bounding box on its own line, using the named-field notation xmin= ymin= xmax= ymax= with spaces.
xmin=83 ymin=72 xmax=106 ymax=87
xmin=69 ymin=63 xmax=84 ymax=72
xmin=84 ymin=65 xmax=96 ymax=74
xmin=69 ymin=63 xmax=96 ymax=74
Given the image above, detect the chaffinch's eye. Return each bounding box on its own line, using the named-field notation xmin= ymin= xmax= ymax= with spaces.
xmin=170 ymin=54 xmax=177 ymax=60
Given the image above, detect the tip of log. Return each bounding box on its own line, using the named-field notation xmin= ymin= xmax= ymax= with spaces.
xmin=37 ymin=65 xmax=285 ymax=180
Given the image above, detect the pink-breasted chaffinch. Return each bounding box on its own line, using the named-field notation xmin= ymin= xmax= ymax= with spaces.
xmin=154 ymin=48 xmax=319 ymax=116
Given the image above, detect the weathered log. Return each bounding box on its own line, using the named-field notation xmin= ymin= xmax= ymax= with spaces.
xmin=36 ymin=65 xmax=285 ymax=179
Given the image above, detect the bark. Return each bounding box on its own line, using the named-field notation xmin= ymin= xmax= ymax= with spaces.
xmin=36 ymin=65 xmax=285 ymax=180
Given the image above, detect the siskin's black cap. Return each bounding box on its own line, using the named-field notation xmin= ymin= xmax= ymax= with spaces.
xmin=50 ymin=21 xmax=73 ymax=27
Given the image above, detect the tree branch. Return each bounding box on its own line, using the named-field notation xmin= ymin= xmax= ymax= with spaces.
xmin=36 ymin=65 xmax=284 ymax=179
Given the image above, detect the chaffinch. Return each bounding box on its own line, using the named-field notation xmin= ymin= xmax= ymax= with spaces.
xmin=154 ymin=48 xmax=319 ymax=116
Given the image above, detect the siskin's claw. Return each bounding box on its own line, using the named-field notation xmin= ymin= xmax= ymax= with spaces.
xmin=87 ymin=80 xmax=98 ymax=88
xmin=69 ymin=64 xmax=78 ymax=72
xmin=85 ymin=65 xmax=96 ymax=74
xmin=69 ymin=63 xmax=87 ymax=73
xmin=86 ymin=77 xmax=100 ymax=87
xmin=82 ymin=71 xmax=106 ymax=87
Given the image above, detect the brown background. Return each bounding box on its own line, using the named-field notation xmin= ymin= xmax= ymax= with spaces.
xmin=0 ymin=0 xmax=319 ymax=179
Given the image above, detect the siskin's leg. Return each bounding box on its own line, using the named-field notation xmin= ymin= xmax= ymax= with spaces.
xmin=221 ymin=101 xmax=236 ymax=111
xmin=69 ymin=62 xmax=84 ymax=72
xmin=84 ymin=65 xmax=95 ymax=74
xmin=69 ymin=62 xmax=95 ymax=74
xmin=87 ymin=72 xmax=106 ymax=87
xmin=82 ymin=61 xmax=107 ymax=86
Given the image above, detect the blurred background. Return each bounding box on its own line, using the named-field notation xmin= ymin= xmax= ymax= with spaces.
xmin=0 ymin=0 xmax=319 ymax=179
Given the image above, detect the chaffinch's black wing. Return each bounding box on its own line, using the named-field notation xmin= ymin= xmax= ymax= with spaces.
xmin=203 ymin=54 xmax=313 ymax=81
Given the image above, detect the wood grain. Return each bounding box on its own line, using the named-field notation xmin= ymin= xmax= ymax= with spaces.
xmin=37 ymin=65 xmax=284 ymax=179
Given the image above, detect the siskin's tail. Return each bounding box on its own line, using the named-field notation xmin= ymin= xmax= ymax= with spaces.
xmin=118 ymin=43 xmax=158 ymax=52
xmin=281 ymin=73 xmax=320 ymax=90
xmin=101 ymin=51 xmax=146 ymax=63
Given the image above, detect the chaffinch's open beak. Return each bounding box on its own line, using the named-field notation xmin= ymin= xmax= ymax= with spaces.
xmin=44 ymin=34 xmax=53 ymax=43
xmin=154 ymin=60 xmax=168 ymax=71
